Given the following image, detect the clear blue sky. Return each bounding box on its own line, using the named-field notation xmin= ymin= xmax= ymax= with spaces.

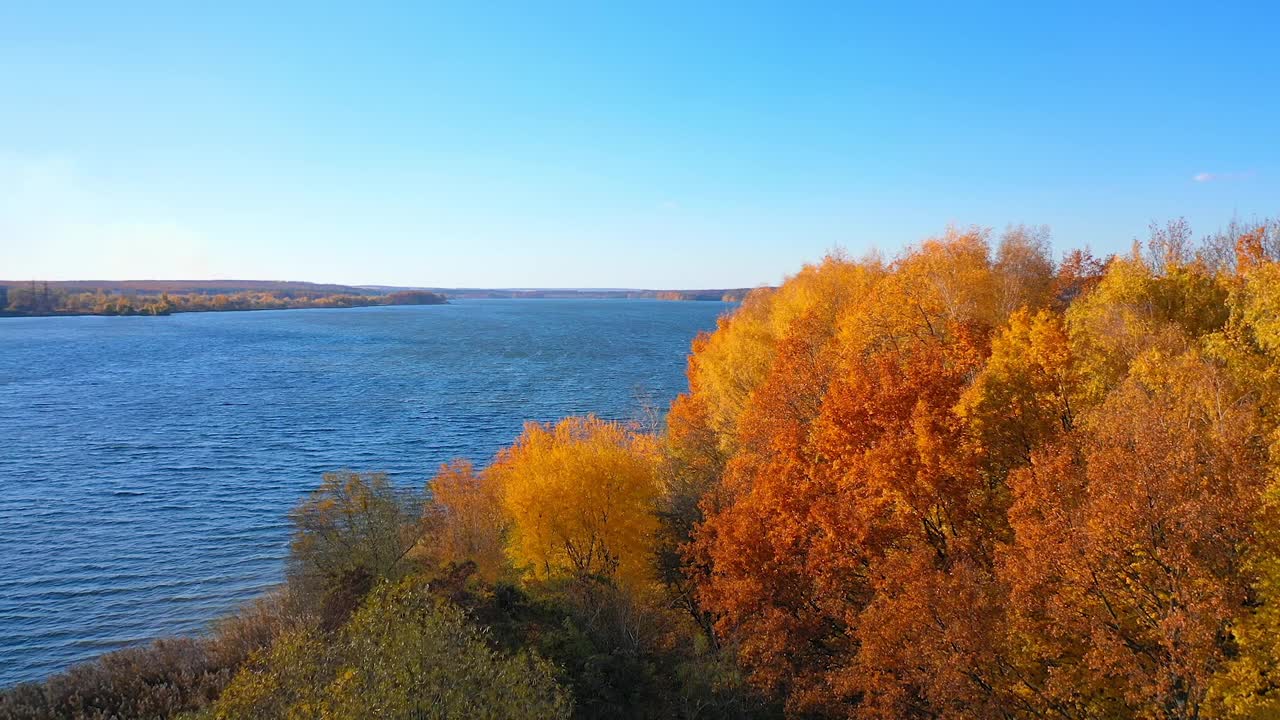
xmin=2 ymin=2 xmax=1277 ymax=288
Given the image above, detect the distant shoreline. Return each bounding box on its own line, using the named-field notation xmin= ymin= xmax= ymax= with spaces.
xmin=0 ymin=294 xmax=752 ymax=319
xmin=0 ymin=281 xmax=755 ymax=319
xmin=0 ymin=285 xmax=448 ymax=319
xmin=0 ymin=303 xmax=444 ymax=319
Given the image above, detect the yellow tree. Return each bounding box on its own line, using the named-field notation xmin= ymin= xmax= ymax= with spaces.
xmin=493 ymin=416 xmax=661 ymax=589
xmin=1204 ymin=250 xmax=1280 ymax=719
xmin=686 ymin=289 xmax=778 ymax=443
xmin=956 ymin=307 xmax=1079 ymax=477
xmin=1067 ymin=228 xmax=1229 ymax=406
xmin=1065 ymin=251 xmax=1168 ymax=402
xmin=1207 ymin=482 xmax=1280 ymax=719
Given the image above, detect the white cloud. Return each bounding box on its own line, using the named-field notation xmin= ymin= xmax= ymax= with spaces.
xmin=1192 ymin=170 xmax=1256 ymax=183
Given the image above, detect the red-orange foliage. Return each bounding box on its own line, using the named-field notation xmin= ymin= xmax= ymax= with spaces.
xmin=1001 ymin=353 xmax=1266 ymax=719
xmin=1235 ymin=228 xmax=1268 ymax=275
xmin=673 ymin=222 xmax=1279 ymax=719
xmin=690 ymin=232 xmax=1013 ymax=716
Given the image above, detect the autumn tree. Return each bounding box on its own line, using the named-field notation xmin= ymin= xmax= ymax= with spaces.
xmin=1063 ymin=238 xmax=1227 ymax=405
xmin=1001 ymin=351 xmax=1267 ymax=719
xmin=287 ymin=472 xmax=426 ymax=628
xmin=993 ymin=224 xmax=1055 ymax=317
xmin=1053 ymin=246 xmax=1107 ymax=305
xmin=956 ymin=307 xmax=1079 ymax=478
xmin=691 ymin=229 xmax=1014 ymax=717
xmin=657 ymin=386 xmax=727 ymax=644
xmin=1206 ymin=481 xmax=1280 ymax=719
xmin=493 ymin=416 xmax=661 ymax=589
xmin=424 ymin=459 xmax=508 ymax=582
xmin=686 ymin=254 xmax=883 ymax=450
xmin=1197 ymin=219 xmax=1280 ymax=273
xmin=1197 ymin=249 xmax=1280 ymax=719
xmin=682 ymin=220 xmax=1280 ymax=719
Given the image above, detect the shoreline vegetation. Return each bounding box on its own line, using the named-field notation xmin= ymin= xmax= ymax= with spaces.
xmin=0 ymin=281 xmax=753 ymax=318
xmin=10 ymin=217 xmax=1280 ymax=720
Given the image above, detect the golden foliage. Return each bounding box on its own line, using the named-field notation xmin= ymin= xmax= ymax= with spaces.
xmin=493 ymin=416 xmax=661 ymax=589
xmin=425 ymin=460 xmax=507 ymax=582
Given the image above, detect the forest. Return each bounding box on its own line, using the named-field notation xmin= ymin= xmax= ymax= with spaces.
xmin=0 ymin=284 xmax=446 ymax=317
xmin=7 ymin=217 xmax=1280 ymax=720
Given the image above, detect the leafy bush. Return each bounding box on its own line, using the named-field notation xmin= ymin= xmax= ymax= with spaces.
xmin=200 ymin=576 xmax=572 ymax=720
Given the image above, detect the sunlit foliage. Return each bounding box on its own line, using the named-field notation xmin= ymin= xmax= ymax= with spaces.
xmin=493 ymin=416 xmax=661 ymax=589
xmin=425 ymin=459 xmax=508 ymax=582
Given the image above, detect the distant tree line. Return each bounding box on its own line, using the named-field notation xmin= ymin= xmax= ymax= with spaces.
xmin=0 ymin=284 xmax=446 ymax=317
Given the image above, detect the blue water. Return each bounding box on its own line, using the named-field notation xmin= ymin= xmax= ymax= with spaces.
xmin=0 ymin=299 xmax=728 ymax=687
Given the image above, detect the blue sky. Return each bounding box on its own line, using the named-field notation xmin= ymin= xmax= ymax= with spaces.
xmin=2 ymin=2 xmax=1277 ymax=288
